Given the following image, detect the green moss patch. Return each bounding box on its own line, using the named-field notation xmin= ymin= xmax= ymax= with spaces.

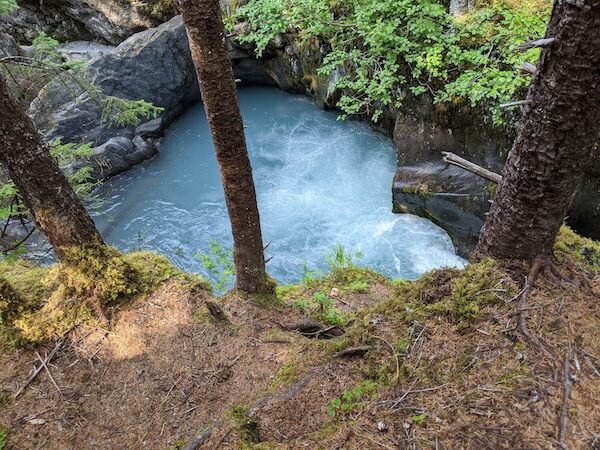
xmin=554 ymin=225 xmax=600 ymax=270
xmin=0 ymin=249 xmax=207 ymax=346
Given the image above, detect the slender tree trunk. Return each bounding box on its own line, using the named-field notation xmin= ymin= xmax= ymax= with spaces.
xmin=0 ymin=73 xmax=105 ymax=261
xmin=180 ymin=0 xmax=268 ymax=293
xmin=477 ymin=1 xmax=600 ymax=259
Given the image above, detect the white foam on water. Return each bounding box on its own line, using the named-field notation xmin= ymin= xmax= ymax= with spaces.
xmin=93 ymin=87 xmax=465 ymax=286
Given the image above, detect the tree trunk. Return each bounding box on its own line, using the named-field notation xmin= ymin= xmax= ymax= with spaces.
xmin=477 ymin=1 xmax=600 ymax=259
xmin=0 ymin=73 xmax=105 ymax=262
xmin=180 ymin=0 xmax=268 ymax=293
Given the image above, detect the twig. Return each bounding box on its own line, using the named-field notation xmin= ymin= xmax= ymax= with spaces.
xmin=160 ymin=375 xmax=183 ymax=407
xmin=519 ymin=62 xmax=537 ymax=75
xmin=14 ymin=342 xmax=62 ymax=398
xmin=35 ymin=351 xmax=63 ymax=395
xmin=516 ymin=37 xmax=555 ymax=51
xmin=379 ymin=382 xmax=450 ymax=408
xmin=499 ymin=99 xmax=533 ymax=109
xmin=559 ymin=350 xmax=573 ymax=450
xmin=373 ymin=336 xmax=400 ymax=383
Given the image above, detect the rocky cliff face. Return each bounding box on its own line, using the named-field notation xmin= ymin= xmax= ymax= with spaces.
xmin=0 ymin=0 xmax=178 ymax=44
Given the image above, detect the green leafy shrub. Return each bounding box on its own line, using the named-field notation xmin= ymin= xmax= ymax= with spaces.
xmin=234 ymin=0 xmax=551 ymax=124
xmin=32 ymin=32 xmax=62 ymax=64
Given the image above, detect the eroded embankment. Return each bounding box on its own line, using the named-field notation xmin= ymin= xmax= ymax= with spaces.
xmin=0 ymin=226 xmax=599 ymax=449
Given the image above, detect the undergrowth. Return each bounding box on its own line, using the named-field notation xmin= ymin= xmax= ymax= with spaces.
xmin=233 ymin=0 xmax=551 ymax=124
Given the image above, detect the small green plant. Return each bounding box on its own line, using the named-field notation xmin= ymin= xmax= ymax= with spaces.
xmin=327 ymin=379 xmax=378 ymax=417
xmin=301 ymin=261 xmax=321 ymax=283
xmin=411 ymin=414 xmax=427 ymax=425
xmin=294 ymin=291 xmax=349 ymax=326
xmin=101 ymin=97 xmax=163 ymax=128
xmin=326 ymin=244 xmax=364 ymax=279
xmin=229 ymin=405 xmax=260 ymax=444
xmin=32 ymin=32 xmax=62 ymax=64
xmin=195 ymin=241 xmax=235 ymax=293
xmin=0 ymin=426 xmax=7 ymax=450
xmin=0 ymin=0 xmax=17 ymax=15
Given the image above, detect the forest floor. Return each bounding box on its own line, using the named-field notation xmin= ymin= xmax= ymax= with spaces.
xmin=1 ymin=230 xmax=599 ymax=449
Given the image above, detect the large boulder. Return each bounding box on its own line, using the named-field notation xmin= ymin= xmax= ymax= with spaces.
xmin=0 ymin=0 xmax=178 ymax=44
xmin=27 ymin=16 xmax=196 ymax=179
xmin=27 ymin=15 xmax=269 ymax=180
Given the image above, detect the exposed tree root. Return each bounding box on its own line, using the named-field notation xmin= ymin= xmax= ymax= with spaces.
xmin=559 ymin=350 xmax=573 ymax=450
xmin=515 ymin=256 xmax=555 ymax=361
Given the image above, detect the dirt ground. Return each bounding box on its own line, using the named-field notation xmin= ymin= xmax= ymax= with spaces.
xmin=1 ymin=258 xmax=599 ymax=449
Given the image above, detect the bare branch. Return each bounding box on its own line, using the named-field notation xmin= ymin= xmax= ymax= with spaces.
xmin=441 ymin=151 xmax=502 ymax=184
xmin=499 ymin=100 xmax=533 ymax=109
xmin=516 ymin=37 xmax=555 ymax=51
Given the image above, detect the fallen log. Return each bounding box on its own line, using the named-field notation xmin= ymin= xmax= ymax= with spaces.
xmin=441 ymin=151 xmax=503 ymax=184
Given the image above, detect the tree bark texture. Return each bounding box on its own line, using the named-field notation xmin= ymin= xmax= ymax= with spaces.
xmin=180 ymin=0 xmax=268 ymax=293
xmin=477 ymin=0 xmax=600 ymax=259
xmin=0 ymin=73 xmax=105 ymax=261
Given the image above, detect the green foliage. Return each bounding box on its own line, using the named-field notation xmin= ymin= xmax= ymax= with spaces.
xmin=293 ymin=291 xmax=349 ymax=326
xmin=32 ymin=32 xmax=62 ymax=64
xmin=0 ymin=248 xmax=201 ymax=345
xmin=327 ymin=244 xmax=363 ymax=278
xmin=327 ymin=379 xmax=377 ymax=417
xmin=49 ymin=139 xmax=97 ymax=197
xmin=0 ymin=0 xmax=17 ymax=15
xmin=101 ymin=96 xmax=163 ymax=128
xmin=195 ymin=241 xmax=235 ymax=293
xmin=234 ymin=0 xmax=551 ymax=124
xmin=229 ymin=405 xmax=260 ymax=444
xmin=411 ymin=414 xmax=427 ymax=425
xmin=0 ymin=426 xmax=7 ymax=450
xmin=554 ymin=225 xmax=600 ymax=270
xmin=438 ymin=2 xmax=549 ymax=123
xmin=235 ymin=0 xmax=290 ymax=56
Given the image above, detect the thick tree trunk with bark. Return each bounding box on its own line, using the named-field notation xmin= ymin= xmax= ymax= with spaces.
xmin=0 ymin=74 xmax=105 ymax=261
xmin=180 ymin=0 xmax=268 ymax=293
xmin=477 ymin=0 xmax=600 ymax=259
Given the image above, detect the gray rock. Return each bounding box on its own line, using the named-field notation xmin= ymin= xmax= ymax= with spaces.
xmin=88 ymin=16 xmax=199 ymax=110
xmin=128 ymin=135 xmax=158 ymax=165
xmin=0 ymin=32 xmax=23 ymax=58
xmin=0 ymin=0 xmax=177 ymax=44
xmin=393 ymin=163 xmax=491 ymax=257
xmin=29 ymin=16 xmax=196 ymax=149
xmin=89 ymin=137 xmax=135 ymax=179
xmin=135 ymin=118 xmax=164 ymax=138
xmin=58 ymin=41 xmax=116 ymax=62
